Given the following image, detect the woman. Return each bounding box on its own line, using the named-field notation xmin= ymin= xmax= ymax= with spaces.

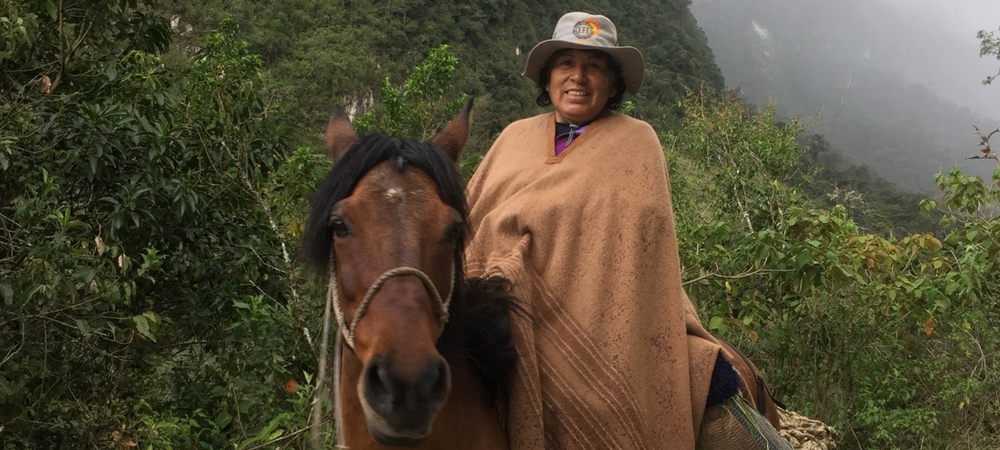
xmin=464 ymin=12 xmax=782 ymax=449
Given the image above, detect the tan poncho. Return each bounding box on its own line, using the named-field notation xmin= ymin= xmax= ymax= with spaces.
xmin=465 ymin=111 xmax=723 ymax=449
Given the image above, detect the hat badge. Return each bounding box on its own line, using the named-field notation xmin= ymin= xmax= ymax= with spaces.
xmin=572 ymin=18 xmax=600 ymax=39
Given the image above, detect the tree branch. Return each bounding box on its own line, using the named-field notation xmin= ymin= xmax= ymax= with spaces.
xmin=682 ymin=264 xmax=792 ymax=286
xmin=240 ymin=418 xmax=332 ymax=450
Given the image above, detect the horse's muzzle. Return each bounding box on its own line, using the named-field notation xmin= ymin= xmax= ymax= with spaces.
xmin=359 ymin=353 xmax=451 ymax=445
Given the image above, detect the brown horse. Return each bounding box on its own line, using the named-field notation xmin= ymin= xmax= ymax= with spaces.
xmin=301 ymin=100 xmax=517 ymax=449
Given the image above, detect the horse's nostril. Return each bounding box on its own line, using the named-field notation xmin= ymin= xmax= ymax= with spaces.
xmin=420 ymin=358 xmax=450 ymax=402
xmin=363 ymin=354 xmax=450 ymax=418
xmin=365 ymin=357 xmax=396 ymax=406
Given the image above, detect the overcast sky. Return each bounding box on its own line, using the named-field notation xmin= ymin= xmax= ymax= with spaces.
xmin=882 ymin=0 xmax=1000 ymax=37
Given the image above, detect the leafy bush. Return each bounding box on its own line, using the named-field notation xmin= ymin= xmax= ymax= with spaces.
xmin=0 ymin=4 xmax=323 ymax=448
xmin=667 ymin=92 xmax=1000 ymax=449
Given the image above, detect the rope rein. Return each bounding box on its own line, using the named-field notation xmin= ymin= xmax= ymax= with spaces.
xmin=320 ymin=247 xmax=456 ymax=448
xmin=332 ymin=328 xmax=345 ymax=449
xmin=328 ymin=250 xmax=456 ymax=349
xmin=312 ymin=256 xmax=336 ymax=449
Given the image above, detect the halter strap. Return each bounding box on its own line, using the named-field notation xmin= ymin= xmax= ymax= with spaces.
xmin=328 ymin=250 xmax=455 ymax=350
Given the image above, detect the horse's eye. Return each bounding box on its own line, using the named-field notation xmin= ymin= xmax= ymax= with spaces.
xmin=328 ymin=217 xmax=351 ymax=238
xmin=444 ymin=223 xmax=463 ymax=244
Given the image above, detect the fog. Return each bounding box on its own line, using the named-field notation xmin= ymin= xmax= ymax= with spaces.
xmin=862 ymin=0 xmax=1000 ymax=118
xmin=690 ymin=0 xmax=1000 ymax=192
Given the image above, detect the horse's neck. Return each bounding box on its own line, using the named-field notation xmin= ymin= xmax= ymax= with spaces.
xmin=338 ymin=347 xmax=509 ymax=450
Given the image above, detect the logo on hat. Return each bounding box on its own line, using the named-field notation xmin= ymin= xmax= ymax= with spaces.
xmin=572 ymin=18 xmax=600 ymax=39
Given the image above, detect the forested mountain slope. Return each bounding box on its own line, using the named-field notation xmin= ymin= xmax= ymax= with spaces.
xmin=165 ymin=0 xmax=723 ymax=150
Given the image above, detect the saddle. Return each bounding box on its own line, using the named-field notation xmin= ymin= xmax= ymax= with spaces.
xmin=718 ymin=338 xmax=784 ymax=428
xmin=697 ymin=338 xmax=792 ymax=450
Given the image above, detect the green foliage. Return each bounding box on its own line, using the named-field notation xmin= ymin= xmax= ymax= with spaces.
xmin=0 ymin=1 xmax=37 ymax=63
xmin=978 ymin=27 xmax=1000 ymax=85
xmin=665 ymin=90 xmax=803 ymax=234
xmin=163 ymin=0 xmax=724 ymax=153
xmin=926 ymin=166 xmax=1000 ymax=218
xmin=668 ymin=92 xmax=1000 ymax=449
xmin=794 ymin=134 xmax=945 ymax=237
xmin=353 ymin=45 xmax=468 ymax=141
xmin=0 ymin=3 xmax=324 ymax=447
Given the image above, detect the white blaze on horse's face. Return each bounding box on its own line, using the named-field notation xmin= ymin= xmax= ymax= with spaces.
xmin=385 ymin=187 xmax=404 ymax=201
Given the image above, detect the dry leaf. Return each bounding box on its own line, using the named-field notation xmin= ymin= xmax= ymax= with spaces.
xmin=924 ymin=316 xmax=935 ymax=336
xmin=40 ymin=75 xmax=52 ymax=94
xmin=95 ymin=236 xmax=106 ymax=255
xmin=285 ymin=219 xmax=301 ymax=237
xmin=110 ymin=430 xmax=138 ymax=449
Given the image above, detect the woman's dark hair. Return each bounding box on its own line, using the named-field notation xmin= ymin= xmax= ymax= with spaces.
xmin=535 ymin=49 xmax=627 ymax=111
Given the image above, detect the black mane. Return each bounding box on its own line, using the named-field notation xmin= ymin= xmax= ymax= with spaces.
xmin=301 ymin=133 xmax=518 ymax=397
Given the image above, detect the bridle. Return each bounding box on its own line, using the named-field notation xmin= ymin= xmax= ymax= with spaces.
xmin=327 ymin=249 xmax=456 ymax=350
xmin=314 ymin=247 xmax=457 ymax=449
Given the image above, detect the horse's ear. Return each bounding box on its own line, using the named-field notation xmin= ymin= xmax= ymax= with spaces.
xmin=327 ymin=105 xmax=359 ymax=162
xmin=432 ymin=97 xmax=473 ymax=163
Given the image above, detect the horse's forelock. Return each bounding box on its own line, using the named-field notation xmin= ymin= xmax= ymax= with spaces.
xmin=300 ymin=134 xmax=469 ymax=278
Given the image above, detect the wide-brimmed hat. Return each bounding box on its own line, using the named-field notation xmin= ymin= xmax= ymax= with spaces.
xmin=524 ymin=12 xmax=645 ymax=95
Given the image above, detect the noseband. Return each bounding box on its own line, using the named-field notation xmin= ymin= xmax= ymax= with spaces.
xmin=328 ymin=250 xmax=456 ymax=350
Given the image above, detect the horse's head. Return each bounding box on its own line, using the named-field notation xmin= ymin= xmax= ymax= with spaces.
xmin=302 ymin=101 xmax=473 ymax=446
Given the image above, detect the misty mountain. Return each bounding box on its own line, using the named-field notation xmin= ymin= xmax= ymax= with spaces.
xmin=691 ymin=0 xmax=1000 ymax=194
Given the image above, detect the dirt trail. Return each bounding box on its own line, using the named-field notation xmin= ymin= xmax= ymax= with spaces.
xmin=780 ymin=409 xmax=838 ymax=450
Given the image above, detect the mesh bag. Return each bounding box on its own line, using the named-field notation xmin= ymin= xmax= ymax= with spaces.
xmin=697 ymin=395 xmax=793 ymax=450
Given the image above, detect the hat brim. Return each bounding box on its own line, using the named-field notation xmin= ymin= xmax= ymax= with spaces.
xmin=523 ymin=40 xmax=645 ymax=95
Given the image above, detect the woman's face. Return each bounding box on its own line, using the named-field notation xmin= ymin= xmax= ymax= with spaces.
xmin=546 ymin=49 xmax=617 ymax=124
